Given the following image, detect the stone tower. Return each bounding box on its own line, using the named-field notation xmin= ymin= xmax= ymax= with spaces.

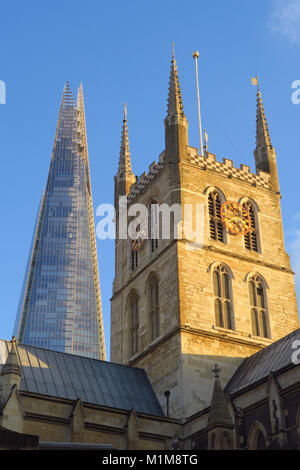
xmin=110 ymin=50 xmax=299 ymax=419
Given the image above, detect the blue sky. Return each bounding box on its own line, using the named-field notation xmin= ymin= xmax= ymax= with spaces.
xmin=1 ymin=0 xmax=300 ymax=358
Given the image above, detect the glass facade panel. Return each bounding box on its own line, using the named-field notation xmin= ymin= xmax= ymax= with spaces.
xmin=13 ymin=83 xmax=105 ymax=360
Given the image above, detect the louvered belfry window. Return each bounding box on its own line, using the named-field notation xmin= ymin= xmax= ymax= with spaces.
xmin=213 ymin=265 xmax=233 ymax=329
xmin=243 ymin=201 xmax=258 ymax=252
xmin=149 ymin=201 xmax=159 ymax=253
xmin=131 ymin=249 xmax=138 ymax=270
xmin=249 ymin=275 xmax=268 ymax=338
xmin=208 ymin=191 xmax=224 ymax=242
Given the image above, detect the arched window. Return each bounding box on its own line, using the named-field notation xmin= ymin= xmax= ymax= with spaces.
xmin=149 ymin=275 xmax=159 ymax=340
xmin=208 ymin=191 xmax=224 ymax=242
xmin=148 ymin=200 xmax=159 ymax=253
xmin=213 ymin=265 xmax=233 ymax=329
xmin=243 ymin=201 xmax=258 ymax=252
xmin=248 ymin=423 xmax=267 ymax=450
xmin=253 ymin=429 xmax=266 ymax=449
xmin=249 ymin=275 xmax=269 ymax=338
xmin=129 ymin=293 xmax=139 ymax=356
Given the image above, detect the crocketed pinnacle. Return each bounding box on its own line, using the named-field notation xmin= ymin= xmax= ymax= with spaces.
xmin=118 ymin=103 xmax=133 ymax=175
xmin=0 ymin=337 xmax=22 ymax=379
xmin=207 ymin=364 xmax=233 ymax=428
xmin=166 ymin=43 xmax=185 ymax=118
xmin=255 ymin=86 xmax=272 ymax=151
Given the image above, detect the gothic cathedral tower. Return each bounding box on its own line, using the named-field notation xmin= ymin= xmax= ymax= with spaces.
xmin=110 ymin=50 xmax=299 ymax=419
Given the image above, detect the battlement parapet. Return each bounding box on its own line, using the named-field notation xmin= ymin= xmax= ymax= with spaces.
xmin=188 ymin=147 xmax=270 ymax=189
xmin=127 ymin=146 xmax=271 ymax=204
xmin=128 ymin=152 xmax=166 ymax=202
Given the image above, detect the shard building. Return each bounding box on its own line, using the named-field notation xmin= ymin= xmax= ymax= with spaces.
xmin=13 ymin=82 xmax=106 ymax=360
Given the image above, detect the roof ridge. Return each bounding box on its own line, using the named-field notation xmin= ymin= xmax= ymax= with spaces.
xmin=0 ymin=339 xmax=146 ymax=373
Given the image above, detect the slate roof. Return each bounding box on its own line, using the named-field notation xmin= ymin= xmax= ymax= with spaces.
xmin=0 ymin=340 xmax=164 ymax=417
xmin=225 ymin=328 xmax=300 ymax=396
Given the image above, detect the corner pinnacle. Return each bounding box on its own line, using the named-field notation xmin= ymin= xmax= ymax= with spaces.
xmin=166 ymin=43 xmax=185 ymax=118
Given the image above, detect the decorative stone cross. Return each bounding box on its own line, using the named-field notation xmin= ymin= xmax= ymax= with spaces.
xmin=212 ymin=363 xmax=220 ymax=378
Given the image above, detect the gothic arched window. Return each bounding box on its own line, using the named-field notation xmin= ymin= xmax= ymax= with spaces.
xmin=248 ymin=275 xmax=269 ymax=338
xmin=256 ymin=430 xmax=266 ymax=450
xmin=213 ymin=265 xmax=233 ymax=329
xmin=148 ymin=200 xmax=159 ymax=253
xmin=248 ymin=423 xmax=267 ymax=450
xmin=208 ymin=191 xmax=224 ymax=242
xmin=149 ymin=275 xmax=159 ymax=340
xmin=129 ymin=293 xmax=139 ymax=356
xmin=243 ymin=201 xmax=258 ymax=252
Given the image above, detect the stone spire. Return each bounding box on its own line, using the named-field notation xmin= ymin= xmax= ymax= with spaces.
xmin=207 ymin=364 xmax=234 ymax=450
xmin=0 ymin=337 xmax=22 ymax=404
xmin=253 ymin=79 xmax=279 ymax=192
xmin=207 ymin=364 xmax=233 ymax=429
xmin=164 ymin=44 xmax=188 ymax=163
xmin=254 ymin=80 xmax=272 ymax=173
xmin=118 ymin=103 xmax=133 ymax=175
xmin=115 ymin=104 xmax=135 ymax=200
xmin=166 ymin=43 xmax=185 ymax=118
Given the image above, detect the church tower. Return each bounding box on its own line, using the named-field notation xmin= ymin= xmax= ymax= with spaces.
xmin=110 ymin=50 xmax=299 ymax=419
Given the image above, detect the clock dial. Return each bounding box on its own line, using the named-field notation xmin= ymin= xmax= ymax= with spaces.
xmin=130 ymin=216 xmax=147 ymax=251
xmin=131 ymin=236 xmax=145 ymax=251
xmin=220 ymin=201 xmax=252 ymax=236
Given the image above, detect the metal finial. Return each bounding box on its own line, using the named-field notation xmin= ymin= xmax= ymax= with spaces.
xmin=251 ymin=75 xmax=260 ymax=93
xmin=172 ymin=42 xmax=175 ymax=60
xmin=212 ymin=363 xmax=220 ymax=378
xmin=193 ymin=50 xmax=199 ymax=59
xmin=124 ymin=102 xmax=127 ymax=120
xmin=204 ymin=128 xmax=208 ymax=154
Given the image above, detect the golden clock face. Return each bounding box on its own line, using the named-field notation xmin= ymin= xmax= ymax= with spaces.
xmin=220 ymin=201 xmax=251 ymax=236
xmin=131 ymin=236 xmax=145 ymax=251
xmin=130 ymin=218 xmax=147 ymax=251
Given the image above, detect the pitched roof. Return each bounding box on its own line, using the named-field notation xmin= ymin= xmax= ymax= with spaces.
xmin=0 ymin=340 xmax=164 ymax=417
xmin=225 ymin=328 xmax=300 ymax=396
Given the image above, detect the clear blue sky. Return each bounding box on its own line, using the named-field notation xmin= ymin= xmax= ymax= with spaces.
xmin=1 ymin=0 xmax=300 ymax=358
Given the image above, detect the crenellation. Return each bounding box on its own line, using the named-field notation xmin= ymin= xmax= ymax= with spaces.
xmin=223 ymin=158 xmax=233 ymax=167
xmin=148 ymin=160 xmax=156 ymax=172
xmin=189 ymin=150 xmax=271 ymax=189
xmin=128 ymin=154 xmax=166 ymax=203
xmin=240 ymin=163 xmax=250 ymax=172
xmin=159 ymin=151 xmax=165 ymax=163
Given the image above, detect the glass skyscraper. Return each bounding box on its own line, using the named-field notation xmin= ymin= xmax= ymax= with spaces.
xmin=13 ymin=82 xmax=106 ymax=360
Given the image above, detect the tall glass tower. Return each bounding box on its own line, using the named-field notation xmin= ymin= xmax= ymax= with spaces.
xmin=13 ymin=82 xmax=106 ymax=360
